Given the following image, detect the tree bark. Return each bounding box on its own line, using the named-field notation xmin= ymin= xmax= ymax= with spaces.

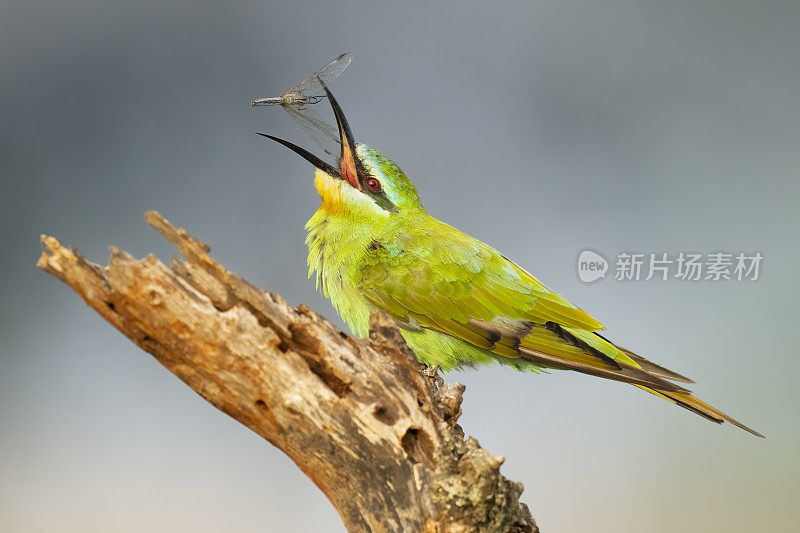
xmin=37 ymin=211 xmax=538 ymax=533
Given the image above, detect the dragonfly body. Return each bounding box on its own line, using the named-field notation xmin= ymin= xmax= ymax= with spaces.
xmin=251 ymin=93 xmax=324 ymax=107
xmin=255 ymin=61 xmax=763 ymax=438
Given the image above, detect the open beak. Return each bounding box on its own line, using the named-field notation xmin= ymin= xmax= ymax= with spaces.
xmin=256 ymin=78 xmax=361 ymax=190
xmin=255 ymin=132 xmax=341 ymax=178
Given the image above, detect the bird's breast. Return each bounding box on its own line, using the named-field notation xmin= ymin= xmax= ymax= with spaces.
xmin=305 ymin=209 xmax=376 ymax=336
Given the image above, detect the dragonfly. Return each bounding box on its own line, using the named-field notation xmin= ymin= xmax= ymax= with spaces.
xmin=252 ymin=52 xmax=352 ymax=156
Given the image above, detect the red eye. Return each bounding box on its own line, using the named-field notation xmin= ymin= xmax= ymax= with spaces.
xmin=366 ymin=178 xmax=381 ymax=190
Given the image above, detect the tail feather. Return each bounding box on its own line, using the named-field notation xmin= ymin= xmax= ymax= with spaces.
xmin=518 ymin=346 xmax=691 ymax=393
xmin=618 ymin=348 xmax=695 ymax=384
xmin=504 ymin=327 xmax=759 ymax=436
xmin=636 ymin=385 xmax=764 ymax=438
xmin=593 ymin=333 xmax=695 ymax=384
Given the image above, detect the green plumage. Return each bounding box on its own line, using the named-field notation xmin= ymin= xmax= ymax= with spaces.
xmin=298 ymin=143 xmax=761 ymax=436
xmin=309 ymin=145 xmax=623 ymax=369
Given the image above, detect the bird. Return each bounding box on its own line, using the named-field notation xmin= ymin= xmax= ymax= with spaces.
xmin=256 ymin=80 xmax=763 ymax=438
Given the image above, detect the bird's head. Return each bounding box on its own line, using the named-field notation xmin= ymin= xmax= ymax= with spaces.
xmin=258 ymin=83 xmax=424 ymax=219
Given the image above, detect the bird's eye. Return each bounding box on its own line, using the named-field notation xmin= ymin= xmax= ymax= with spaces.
xmin=366 ymin=178 xmax=381 ymax=190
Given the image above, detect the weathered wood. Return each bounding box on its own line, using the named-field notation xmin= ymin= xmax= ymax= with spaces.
xmin=37 ymin=211 xmax=538 ymax=533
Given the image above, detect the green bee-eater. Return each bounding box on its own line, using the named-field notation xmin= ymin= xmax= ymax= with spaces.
xmin=257 ymin=81 xmax=762 ymax=438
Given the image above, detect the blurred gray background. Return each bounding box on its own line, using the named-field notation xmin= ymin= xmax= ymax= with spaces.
xmin=2 ymin=1 xmax=798 ymax=531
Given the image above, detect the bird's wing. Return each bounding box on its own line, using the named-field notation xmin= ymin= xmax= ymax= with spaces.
xmin=359 ymin=221 xmax=688 ymax=392
xmin=361 ymin=220 xmax=602 ymax=330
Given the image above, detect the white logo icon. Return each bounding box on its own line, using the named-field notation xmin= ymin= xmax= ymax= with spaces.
xmin=577 ymin=250 xmax=608 ymax=283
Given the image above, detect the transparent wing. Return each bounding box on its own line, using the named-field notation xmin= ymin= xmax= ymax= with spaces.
xmin=285 ymin=52 xmax=352 ymax=97
xmin=252 ymin=52 xmax=352 ymax=106
xmin=282 ymin=52 xmax=351 ymax=156
xmin=285 ymin=105 xmax=340 ymax=157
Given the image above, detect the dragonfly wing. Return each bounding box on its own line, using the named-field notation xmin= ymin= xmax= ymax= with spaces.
xmin=286 ymin=52 xmax=352 ymax=97
xmin=285 ymin=105 xmax=341 ymax=157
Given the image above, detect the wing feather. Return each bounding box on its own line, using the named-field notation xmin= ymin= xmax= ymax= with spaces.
xmin=360 ymin=217 xmax=687 ymax=391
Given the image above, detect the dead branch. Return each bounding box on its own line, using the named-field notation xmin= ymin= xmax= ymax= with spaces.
xmin=37 ymin=211 xmax=537 ymax=533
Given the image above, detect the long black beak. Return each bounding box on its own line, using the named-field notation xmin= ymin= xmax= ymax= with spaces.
xmin=254 ymin=132 xmax=341 ymax=178
xmin=319 ymin=78 xmax=359 ymax=189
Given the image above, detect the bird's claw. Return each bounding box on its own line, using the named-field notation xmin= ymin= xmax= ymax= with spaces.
xmin=422 ymin=365 xmax=441 ymax=379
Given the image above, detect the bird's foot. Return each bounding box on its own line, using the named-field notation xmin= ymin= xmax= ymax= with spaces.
xmin=422 ymin=364 xmax=441 ymax=379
